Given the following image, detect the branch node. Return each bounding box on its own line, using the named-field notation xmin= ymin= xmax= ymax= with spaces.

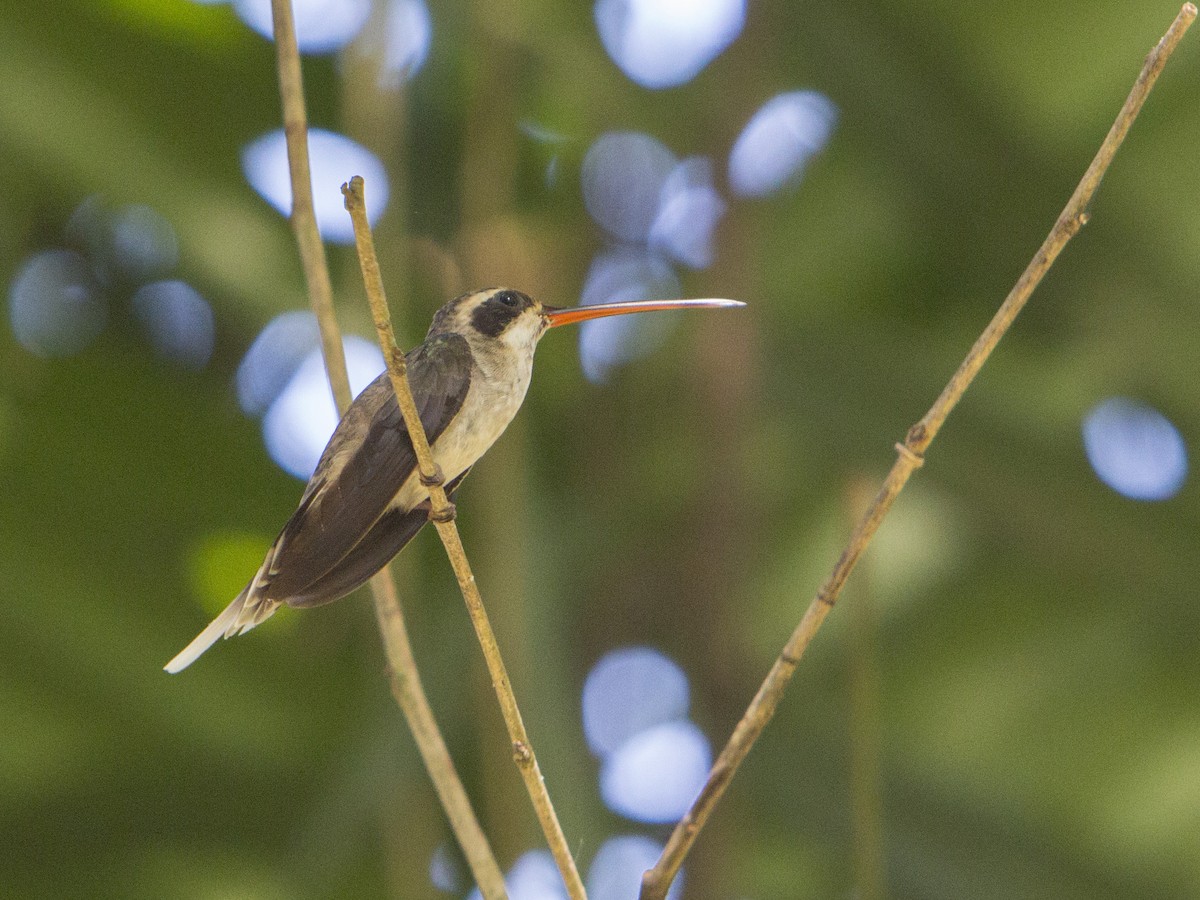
xmin=905 ymin=421 xmax=928 ymax=449
xmin=513 ymin=740 xmax=533 ymax=765
xmin=420 ymin=465 xmax=446 ymax=487
xmin=894 ymin=441 xmax=925 ymax=469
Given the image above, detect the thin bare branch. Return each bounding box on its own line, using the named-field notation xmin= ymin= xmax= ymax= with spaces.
xmin=640 ymin=6 xmax=1197 ymax=897
xmin=343 ymin=176 xmax=587 ymax=900
xmin=268 ymin=3 xmax=506 ymax=896
xmin=368 ymin=571 xmax=507 ymax=895
xmin=269 ymin=0 xmax=349 ymax=411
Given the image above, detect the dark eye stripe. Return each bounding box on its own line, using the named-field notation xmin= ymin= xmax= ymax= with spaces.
xmin=471 ymin=296 xmax=521 ymax=336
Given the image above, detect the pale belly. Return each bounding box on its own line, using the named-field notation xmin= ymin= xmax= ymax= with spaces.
xmin=388 ymin=371 xmax=527 ymax=511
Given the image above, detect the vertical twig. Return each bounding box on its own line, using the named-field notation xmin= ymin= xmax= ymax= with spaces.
xmin=368 ymin=571 xmax=508 ymax=896
xmin=269 ymin=0 xmax=350 ymax=411
xmin=640 ymin=6 xmax=1197 ymax=898
xmin=343 ymin=177 xmax=588 ymax=900
xmin=267 ymin=2 xmax=506 ymax=896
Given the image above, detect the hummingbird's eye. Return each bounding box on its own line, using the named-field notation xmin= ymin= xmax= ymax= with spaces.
xmin=496 ymin=291 xmax=520 ymax=308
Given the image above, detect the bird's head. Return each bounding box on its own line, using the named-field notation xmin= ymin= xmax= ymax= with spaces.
xmin=429 ymin=287 xmax=744 ymax=361
xmin=428 ymin=288 xmax=549 ymax=361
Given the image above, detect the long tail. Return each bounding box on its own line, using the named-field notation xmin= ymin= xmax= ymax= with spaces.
xmin=164 ymin=586 xmax=275 ymax=674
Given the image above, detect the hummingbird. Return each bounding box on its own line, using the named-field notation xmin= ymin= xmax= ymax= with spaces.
xmin=165 ymin=288 xmax=743 ymax=672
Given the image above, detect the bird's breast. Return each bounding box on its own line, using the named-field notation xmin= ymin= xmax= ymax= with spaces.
xmin=391 ymin=358 xmax=531 ymax=511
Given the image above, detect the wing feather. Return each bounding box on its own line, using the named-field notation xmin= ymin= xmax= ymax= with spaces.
xmin=263 ymin=333 xmax=474 ymax=600
xmin=285 ymin=469 xmax=470 ymax=608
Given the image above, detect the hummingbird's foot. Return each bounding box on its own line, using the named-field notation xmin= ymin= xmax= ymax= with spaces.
xmin=430 ymin=501 xmax=457 ymax=523
xmin=420 ymin=465 xmax=446 ymax=488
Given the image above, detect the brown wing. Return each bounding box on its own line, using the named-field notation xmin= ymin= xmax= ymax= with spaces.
xmin=284 ymin=468 xmax=471 ymax=608
xmin=261 ymin=333 xmax=474 ymax=601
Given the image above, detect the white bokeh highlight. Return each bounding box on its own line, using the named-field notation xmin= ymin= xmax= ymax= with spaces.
xmin=348 ymin=0 xmax=432 ymax=88
xmin=583 ymin=646 xmax=690 ymax=757
xmin=1082 ymin=397 xmax=1187 ymax=501
xmin=233 ymin=0 xmax=371 ymax=53
xmin=649 ymin=156 xmax=726 ymax=269
xmin=577 ymin=248 xmax=682 ymax=383
xmin=242 ymin=128 xmax=388 ymax=244
xmin=428 ymin=842 xmax=462 ymax=893
xmin=131 ymin=280 xmax=215 ymax=371
xmin=109 ymin=204 xmax=180 ymax=282
xmin=595 ymin=0 xmax=746 ymax=89
xmin=582 ymin=132 xmax=677 ymax=244
xmin=236 ymin=311 xmax=323 ymax=416
xmin=582 ymin=132 xmax=724 ymax=271
xmin=467 ymin=850 xmax=567 ymax=900
xmin=587 ymin=835 xmax=683 ymax=900
xmin=599 ymin=720 xmax=712 ymax=823
xmin=8 ymin=250 xmax=106 ymax=358
xmin=262 ymin=336 xmax=385 ymax=479
xmin=728 ymin=90 xmax=838 ymax=198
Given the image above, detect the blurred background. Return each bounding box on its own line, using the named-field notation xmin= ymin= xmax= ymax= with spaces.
xmin=2 ymin=0 xmax=1198 ymax=897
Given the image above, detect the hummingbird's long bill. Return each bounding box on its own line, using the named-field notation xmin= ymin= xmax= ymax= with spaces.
xmin=545 ymin=298 xmax=745 ymax=328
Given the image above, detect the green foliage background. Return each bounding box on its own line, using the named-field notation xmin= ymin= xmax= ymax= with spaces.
xmin=1 ymin=1 xmax=1198 ymax=897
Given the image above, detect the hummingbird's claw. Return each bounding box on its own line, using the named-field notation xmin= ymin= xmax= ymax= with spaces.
xmin=430 ymin=501 xmax=457 ymax=524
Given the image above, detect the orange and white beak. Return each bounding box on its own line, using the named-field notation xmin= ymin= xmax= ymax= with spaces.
xmin=544 ymin=298 xmax=745 ymax=328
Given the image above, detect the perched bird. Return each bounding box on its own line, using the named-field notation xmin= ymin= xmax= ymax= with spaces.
xmin=166 ymin=288 xmax=742 ymax=672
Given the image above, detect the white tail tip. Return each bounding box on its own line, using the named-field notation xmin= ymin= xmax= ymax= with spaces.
xmin=164 ymin=592 xmax=248 ymax=674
